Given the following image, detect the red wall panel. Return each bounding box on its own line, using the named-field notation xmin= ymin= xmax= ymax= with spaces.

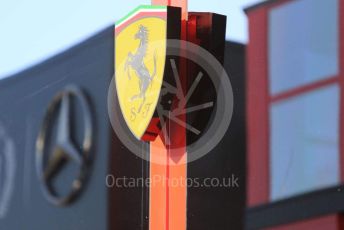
xmin=339 ymin=0 xmax=344 ymax=183
xmin=246 ymin=7 xmax=270 ymax=206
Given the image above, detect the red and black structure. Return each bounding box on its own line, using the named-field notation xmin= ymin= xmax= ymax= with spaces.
xmin=111 ymin=0 xmax=246 ymax=230
xmin=149 ymin=1 xmax=231 ymax=230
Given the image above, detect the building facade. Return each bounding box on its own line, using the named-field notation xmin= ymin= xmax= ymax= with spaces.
xmin=245 ymin=0 xmax=344 ymax=229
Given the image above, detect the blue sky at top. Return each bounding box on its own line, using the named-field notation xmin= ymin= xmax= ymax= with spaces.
xmin=0 ymin=0 xmax=262 ymax=79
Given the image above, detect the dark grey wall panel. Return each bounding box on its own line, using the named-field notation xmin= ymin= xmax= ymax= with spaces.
xmin=0 ymin=26 xmax=114 ymax=230
xmin=187 ymin=41 xmax=246 ymax=230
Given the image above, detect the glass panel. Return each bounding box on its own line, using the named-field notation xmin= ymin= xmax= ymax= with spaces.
xmin=270 ymin=85 xmax=339 ymax=201
xmin=269 ymin=0 xmax=338 ymax=95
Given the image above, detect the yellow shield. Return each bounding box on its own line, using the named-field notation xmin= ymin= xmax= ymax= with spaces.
xmin=115 ymin=6 xmax=167 ymax=140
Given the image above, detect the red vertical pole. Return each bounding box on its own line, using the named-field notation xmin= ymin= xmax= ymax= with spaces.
xmin=150 ymin=1 xmax=188 ymax=230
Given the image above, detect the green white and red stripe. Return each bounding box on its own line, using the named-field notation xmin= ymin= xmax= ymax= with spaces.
xmin=115 ymin=5 xmax=167 ymax=33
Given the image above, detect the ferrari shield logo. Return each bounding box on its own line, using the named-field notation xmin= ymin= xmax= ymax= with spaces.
xmin=115 ymin=5 xmax=169 ymax=140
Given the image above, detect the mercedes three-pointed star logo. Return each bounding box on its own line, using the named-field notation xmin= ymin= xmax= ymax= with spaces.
xmin=36 ymin=86 xmax=93 ymax=206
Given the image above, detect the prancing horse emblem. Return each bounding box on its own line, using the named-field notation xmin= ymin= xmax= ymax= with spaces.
xmin=115 ymin=5 xmax=170 ymax=140
xmin=125 ymin=25 xmax=157 ymax=113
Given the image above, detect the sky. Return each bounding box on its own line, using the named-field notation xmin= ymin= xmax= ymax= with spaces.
xmin=0 ymin=0 xmax=262 ymax=79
